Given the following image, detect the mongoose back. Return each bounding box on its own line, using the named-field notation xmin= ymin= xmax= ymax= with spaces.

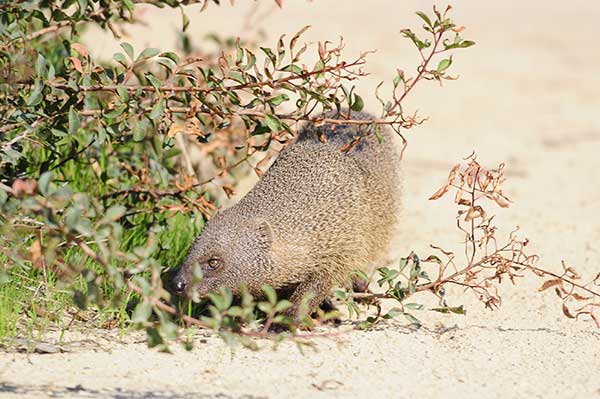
xmin=172 ymin=110 xmax=402 ymax=318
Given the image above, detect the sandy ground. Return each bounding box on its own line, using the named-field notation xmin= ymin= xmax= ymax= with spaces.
xmin=2 ymin=1 xmax=600 ymax=398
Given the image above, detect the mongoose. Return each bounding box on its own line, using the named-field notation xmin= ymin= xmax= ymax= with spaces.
xmin=172 ymin=110 xmax=402 ymax=319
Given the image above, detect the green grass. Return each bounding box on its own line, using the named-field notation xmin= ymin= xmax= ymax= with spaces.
xmin=0 ymin=210 xmax=202 ymax=345
xmin=0 ymin=277 xmax=25 ymax=339
xmin=0 ymin=260 xmax=71 ymax=345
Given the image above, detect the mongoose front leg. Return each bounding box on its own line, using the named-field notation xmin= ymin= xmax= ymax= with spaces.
xmin=287 ymin=274 xmax=332 ymax=323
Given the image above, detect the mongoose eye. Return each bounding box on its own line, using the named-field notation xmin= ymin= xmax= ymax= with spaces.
xmin=206 ymin=258 xmax=222 ymax=270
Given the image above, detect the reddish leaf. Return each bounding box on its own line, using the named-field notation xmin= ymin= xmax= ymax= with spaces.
xmin=68 ymin=57 xmax=83 ymax=73
xmin=70 ymin=43 xmax=88 ymax=58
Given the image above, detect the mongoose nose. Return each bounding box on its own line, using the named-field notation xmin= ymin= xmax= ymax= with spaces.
xmin=173 ymin=279 xmax=186 ymax=295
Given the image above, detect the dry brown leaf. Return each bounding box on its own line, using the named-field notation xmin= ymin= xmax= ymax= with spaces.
xmin=428 ymin=183 xmax=450 ymax=201
xmin=317 ymin=130 xmax=328 ymax=143
xmin=592 ymin=312 xmax=600 ymax=328
xmin=30 ymin=239 xmax=44 ymax=269
xmin=454 ymin=185 xmax=464 ymax=204
xmin=464 ymin=206 xmax=482 ymax=222
xmin=571 ymin=292 xmax=592 ymax=301
xmin=563 ymin=265 xmax=581 ymax=279
xmin=575 ymin=310 xmax=600 ymax=328
xmin=221 ymin=184 xmax=235 ymax=198
xmin=318 ymin=41 xmax=325 ymax=60
xmin=255 ymin=152 xmax=273 ymax=173
xmin=491 ymin=194 xmax=510 ymax=208
xmin=562 ymin=303 xmax=576 ymax=318
xmin=339 ymin=137 xmax=360 ymax=153
xmin=538 ymin=279 xmax=562 ymax=292
xmin=467 ymin=169 xmax=474 ymax=186
xmin=448 ymin=163 xmax=460 ymax=182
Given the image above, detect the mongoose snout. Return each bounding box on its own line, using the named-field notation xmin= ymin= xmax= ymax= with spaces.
xmin=172 ymin=110 xmax=402 ymax=320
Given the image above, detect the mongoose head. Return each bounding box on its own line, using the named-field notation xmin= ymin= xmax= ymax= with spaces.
xmin=171 ymin=212 xmax=273 ymax=298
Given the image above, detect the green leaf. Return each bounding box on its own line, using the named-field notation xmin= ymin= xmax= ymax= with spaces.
xmin=404 ymin=303 xmax=424 ymax=310
xmin=257 ymin=302 xmax=272 ymax=313
xmin=145 ymin=73 xmax=162 ymax=91
xmin=35 ymin=54 xmax=46 ymax=77
xmin=403 ymin=312 xmax=421 ymax=325
xmin=149 ymin=99 xmax=165 ymax=122
xmin=267 ymin=94 xmax=289 ymax=106
xmin=137 ymin=47 xmax=160 ymax=61
xmin=26 ymin=87 xmax=43 ymax=107
xmin=103 ymin=205 xmax=126 ymax=223
xmin=313 ymin=59 xmax=325 ymax=72
xmin=159 ymin=319 xmax=178 ymax=341
xmin=38 ymin=171 xmax=53 ymax=196
xmin=351 ymin=94 xmax=364 ymax=112
xmin=146 ymin=327 xmax=164 ymax=348
xmin=65 ymin=207 xmax=81 ymax=229
xmin=228 ymin=71 xmax=245 ymax=84
xmin=350 ymin=270 xmax=369 ymax=281
xmin=207 ymin=292 xmax=225 ymax=310
xmin=104 ymin=104 xmax=127 ymax=119
xmin=264 ymin=114 xmax=282 ymax=132
xmin=122 ymin=0 xmax=134 ymax=12
xmin=383 ymin=307 xmax=403 ymax=319
xmin=431 ymin=305 xmax=466 ymax=315
xmin=415 ymin=11 xmax=432 ymax=27
xmin=180 ymin=7 xmax=190 ymax=32
xmin=117 ymin=86 xmax=129 ymax=103
xmin=260 ymin=47 xmax=277 ymax=66
xmin=437 ymin=58 xmax=452 ymax=73
xmin=120 ymin=42 xmax=134 ymax=60
xmin=132 ymin=120 xmax=147 ymax=141
xmin=236 ymin=46 xmax=243 ymax=64
xmin=0 ymin=187 xmax=7 ymax=205
xmin=68 ymin=107 xmax=80 ymax=134
xmin=132 ymin=300 xmax=153 ymax=323
xmin=220 ymin=288 xmax=233 ymax=309
xmin=73 ymin=290 xmax=87 ymax=309
xmin=281 ymin=64 xmax=303 ymax=75
xmin=114 ymin=52 xmax=128 ymax=66
xmin=398 ymin=257 xmax=409 ymax=272
xmin=192 ymin=263 xmax=203 ymax=284
xmin=459 ymin=40 xmax=476 ymax=48
xmin=159 ymin=51 xmax=179 ymax=64
xmin=262 ymin=285 xmax=277 ymax=305
xmin=245 ymin=51 xmax=256 ymax=71
xmin=274 ymin=300 xmax=292 ymax=313
xmin=75 ymin=219 xmax=94 ymax=236
xmin=400 ymin=29 xmax=429 ymax=50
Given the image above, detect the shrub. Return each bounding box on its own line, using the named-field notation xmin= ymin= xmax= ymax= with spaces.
xmin=8 ymin=2 xmax=593 ymax=352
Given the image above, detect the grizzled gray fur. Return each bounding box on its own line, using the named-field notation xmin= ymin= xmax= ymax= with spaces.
xmin=172 ymin=110 xmax=402 ymax=319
